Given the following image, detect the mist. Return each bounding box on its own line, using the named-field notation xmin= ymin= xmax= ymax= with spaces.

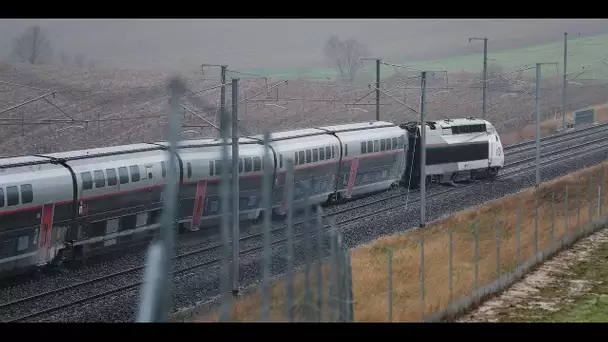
xmin=1 ymin=19 xmax=608 ymax=71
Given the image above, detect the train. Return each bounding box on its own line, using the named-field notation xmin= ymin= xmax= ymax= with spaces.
xmin=0 ymin=118 xmax=504 ymax=276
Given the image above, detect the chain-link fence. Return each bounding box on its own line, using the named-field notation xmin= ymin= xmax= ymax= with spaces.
xmin=135 ymin=76 xmax=608 ymax=323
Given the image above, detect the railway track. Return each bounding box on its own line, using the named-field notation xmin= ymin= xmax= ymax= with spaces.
xmin=2 ymin=124 xmax=608 ymax=322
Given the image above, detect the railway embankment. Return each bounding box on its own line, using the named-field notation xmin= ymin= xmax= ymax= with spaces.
xmin=193 ymin=161 xmax=608 ymax=322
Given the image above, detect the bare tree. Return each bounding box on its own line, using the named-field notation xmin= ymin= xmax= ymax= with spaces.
xmin=74 ymin=53 xmax=85 ymax=68
xmin=60 ymin=51 xmax=71 ymax=66
xmin=12 ymin=25 xmax=53 ymax=65
xmin=324 ymin=35 xmax=370 ymax=83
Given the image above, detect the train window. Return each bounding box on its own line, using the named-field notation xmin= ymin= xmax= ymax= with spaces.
xmin=215 ymin=161 xmax=222 ymax=175
xmin=398 ymin=136 xmax=405 ymax=148
xmin=6 ymin=186 xmax=19 ymax=206
xmin=392 ymin=137 xmax=398 ymax=150
xmin=306 ymin=150 xmax=312 ymax=163
xmin=81 ymin=172 xmax=93 ymax=190
xmin=345 ymin=144 xmax=348 ymax=156
xmin=106 ymin=169 xmax=117 ymax=186
xmin=361 ymin=142 xmax=367 ymax=154
xmin=0 ymin=188 xmax=3 ymax=207
xmin=118 ymin=167 xmax=129 ymax=184
xmin=245 ymin=158 xmax=253 ymax=172
xmin=187 ymin=163 xmax=192 ymax=178
xmin=332 ymin=146 xmax=336 ymax=158
xmin=387 ymin=138 xmax=392 ymax=150
xmin=313 ymin=149 xmax=319 ymax=162
xmin=17 ymin=235 xmax=28 ymax=252
xmin=209 ymin=161 xmax=214 ymax=176
xmin=253 ymin=157 xmax=262 ymax=171
xmin=299 ymin=151 xmax=305 ymax=164
xmin=380 ymin=139 xmax=386 ymax=151
xmin=495 ymin=135 xmax=498 ymax=142
xmin=130 ymin=165 xmax=140 ymax=182
xmin=373 ymin=140 xmax=379 ymax=152
xmin=325 ymin=147 xmax=331 ymax=159
xmin=367 ymin=141 xmax=373 ymax=153
xmin=94 ymin=170 xmax=106 ymax=188
xmin=20 ymin=184 xmax=33 ymax=204
xmin=294 ymin=152 xmax=299 ymax=165
xmin=279 ymin=154 xmax=283 ymax=168
xmin=319 ymin=147 xmax=325 ymax=160
xmin=161 ymin=161 xmax=167 ymax=178
xmin=239 ymin=159 xmax=244 ymax=173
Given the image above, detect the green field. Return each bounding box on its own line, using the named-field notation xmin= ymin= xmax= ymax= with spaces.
xmin=244 ymin=33 xmax=608 ymax=82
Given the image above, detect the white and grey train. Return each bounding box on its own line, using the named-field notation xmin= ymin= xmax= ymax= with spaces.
xmin=0 ymin=118 xmax=503 ymax=276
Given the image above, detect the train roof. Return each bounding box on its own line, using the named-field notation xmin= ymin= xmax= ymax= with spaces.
xmin=0 ymin=155 xmax=55 ymax=169
xmin=431 ymin=118 xmax=488 ymax=128
xmin=153 ymin=137 xmax=260 ymax=148
xmin=319 ymin=121 xmax=397 ymax=132
xmin=253 ymin=128 xmax=326 ymax=142
xmin=42 ymin=143 xmax=162 ymax=161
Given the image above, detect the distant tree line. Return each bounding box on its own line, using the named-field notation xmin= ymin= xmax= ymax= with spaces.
xmin=10 ymin=25 xmax=98 ymax=68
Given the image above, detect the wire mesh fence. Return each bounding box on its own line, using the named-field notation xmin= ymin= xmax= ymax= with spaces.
xmin=136 ymin=76 xmax=608 ymax=323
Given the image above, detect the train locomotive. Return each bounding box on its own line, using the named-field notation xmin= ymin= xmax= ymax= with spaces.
xmin=0 ymin=118 xmax=503 ymax=276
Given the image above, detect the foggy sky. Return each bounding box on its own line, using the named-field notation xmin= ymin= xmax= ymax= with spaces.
xmin=1 ymin=19 xmax=607 ymax=71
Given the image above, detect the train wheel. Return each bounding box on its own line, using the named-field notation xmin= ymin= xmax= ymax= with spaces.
xmin=486 ymin=167 xmax=498 ymax=178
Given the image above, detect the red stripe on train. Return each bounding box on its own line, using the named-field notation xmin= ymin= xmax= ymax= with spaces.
xmin=0 ymin=150 xmax=405 ymax=216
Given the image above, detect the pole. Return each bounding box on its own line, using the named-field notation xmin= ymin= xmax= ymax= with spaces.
xmin=376 ymin=59 xmax=381 ymax=121
xmin=419 ymin=71 xmax=427 ymax=229
xmin=535 ymin=63 xmax=542 ymax=187
xmin=562 ymin=32 xmax=568 ymax=130
xmin=482 ymin=38 xmax=488 ymax=119
xmin=469 ymin=37 xmax=488 ymax=119
xmin=220 ymin=65 xmax=228 ymax=133
xmin=231 ymin=78 xmax=240 ymax=297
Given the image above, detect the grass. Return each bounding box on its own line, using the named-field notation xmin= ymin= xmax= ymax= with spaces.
xmin=548 ymin=243 xmax=608 ymax=322
xmin=192 ymin=161 xmax=608 ymax=322
xmin=501 ymin=239 xmax=608 ymax=322
xmin=244 ymin=33 xmax=608 ymax=81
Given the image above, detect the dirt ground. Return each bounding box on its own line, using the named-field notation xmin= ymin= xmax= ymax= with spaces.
xmin=458 ymin=227 xmax=608 ymax=322
xmin=1 ymin=61 xmax=607 ymax=156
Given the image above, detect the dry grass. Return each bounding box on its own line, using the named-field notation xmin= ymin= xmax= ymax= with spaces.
xmin=194 ymin=162 xmax=608 ymax=322
xmin=501 ymin=103 xmax=608 ymax=145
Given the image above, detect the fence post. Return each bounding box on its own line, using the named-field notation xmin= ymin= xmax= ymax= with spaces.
xmin=516 ymin=204 xmax=521 ymax=266
xmin=261 ymin=133 xmax=272 ymax=322
xmin=534 ymin=190 xmax=539 ymax=257
xmin=303 ymin=186 xmax=312 ymax=321
xmin=342 ymin=233 xmax=354 ymax=322
xmin=588 ymin=176 xmax=593 ymax=223
xmin=420 ymin=238 xmax=425 ymax=321
xmin=551 ymin=190 xmax=556 ymax=243
xmin=564 ymin=186 xmax=569 ymax=244
xmin=328 ymin=224 xmax=337 ymax=322
xmin=495 ymin=216 xmax=501 ymax=277
xmin=449 ymin=229 xmax=453 ymax=303
xmin=600 ymin=169 xmax=605 ymax=217
xmin=576 ymin=177 xmax=582 ymax=229
xmin=316 ymin=205 xmax=324 ymax=322
xmin=388 ymin=248 xmax=393 ymax=322
xmin=599 ymin=184 xmax=603 ymax=219
xmin=474 ymin=218 xmax=479 ymax=290
xmin=285 ymin=159 xmax=295 ymax=322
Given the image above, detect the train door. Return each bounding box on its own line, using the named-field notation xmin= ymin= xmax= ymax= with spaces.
xmin=489 ymin=136 xmax=495 ymax=168
xmin=37 ymin=203 xmax=55 ymax=265
xmin=137 ymin=164 xmax=156 ymax=231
